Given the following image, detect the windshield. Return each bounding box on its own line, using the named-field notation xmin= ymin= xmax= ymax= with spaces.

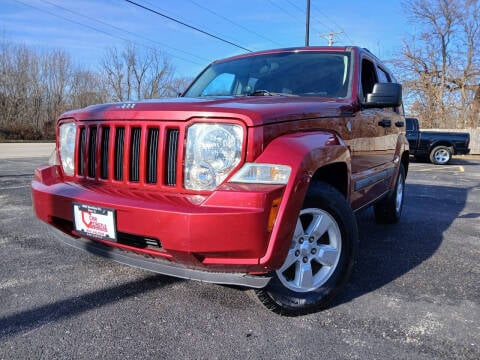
xmin=184 ymin=51 xmax=352 ymax=98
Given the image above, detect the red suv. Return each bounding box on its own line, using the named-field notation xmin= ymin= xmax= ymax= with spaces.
xmin=32 ymin=46 xmax=409 ymax=315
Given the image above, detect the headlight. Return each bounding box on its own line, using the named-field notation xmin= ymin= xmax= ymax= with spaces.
xmin=58 ymin=122 xmax=77 ymax=176
xmin=229 ymin=163 xmax=291 ymax=184
xmin=184 ymin=123 xmax=243 ymax=190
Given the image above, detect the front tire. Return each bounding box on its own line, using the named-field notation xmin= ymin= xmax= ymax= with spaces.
xmin=255 ymin=182 xmax=358 ymax=315
xmin=430 ymin=146 xmax=451 ymax=165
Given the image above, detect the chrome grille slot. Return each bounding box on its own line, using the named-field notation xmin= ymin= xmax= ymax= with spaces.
xmin=78 ymin=127 xmax=87 ymax=176
xmin=100 ymin=127 xmax=110 ymax=179
xmin=129 ymin=127 xmax=141 ymax=182
xmin=146 ymin=128 xmax=159 ymax=184
xmin=114 ymin=127 xmax=125 ymax=181
xmin=165 ymin=129 xmax=179 ymax=186
xmin=88 ymin=127 xmax=97 ymax=178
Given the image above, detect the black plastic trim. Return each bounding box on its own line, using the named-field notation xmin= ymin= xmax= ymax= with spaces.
xmin=51 ymin=229 xmax=271 ymax=289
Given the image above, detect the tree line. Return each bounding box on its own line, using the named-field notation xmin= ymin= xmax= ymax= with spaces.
xmin=0 ymin=39 xmax=191 ymax=140
xmin=1 ymin=0 xmax=479 ymax=140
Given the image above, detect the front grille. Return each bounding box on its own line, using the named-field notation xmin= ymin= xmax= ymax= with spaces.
xmin=76 ymin=123 xmax=181 ymax=188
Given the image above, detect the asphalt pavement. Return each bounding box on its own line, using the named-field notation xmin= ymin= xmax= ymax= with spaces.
xmin=0 ymin=145 xmax=479 ymax=359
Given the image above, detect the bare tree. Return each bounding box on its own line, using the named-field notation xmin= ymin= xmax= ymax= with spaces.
xmin=0 ymin=42 xmax=30 ymax=127
xmin=168 ymin=76 xmax=194 ymax=97
xmin=142 ymin=49 xmax=175 ymax=98
xmin=396 ymin=0 xmax=480 ymax=128
xmin=454 ymin=0 xmax=480 ymax=128
xmin=100 ymin=43 xmax=177 ymax=102
xmin=101 ymin=47 xmax=126 ymax=101
xmin=41 ymin=49 xmax=71 ymax=127
xmin=70 ymin=69 xmax=108 ymax=109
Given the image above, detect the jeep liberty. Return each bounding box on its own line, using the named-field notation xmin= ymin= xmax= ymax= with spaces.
xmin=32 ymin=46 xmax=409 ymax=315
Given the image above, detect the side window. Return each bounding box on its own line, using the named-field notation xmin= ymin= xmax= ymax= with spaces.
xmin=377 ymin=67 xmax=391 ymax=83
xmin=201 ymin=73 xmax=235 ymax=96
xmin=360 ymin=59 xmax=377 ymax=100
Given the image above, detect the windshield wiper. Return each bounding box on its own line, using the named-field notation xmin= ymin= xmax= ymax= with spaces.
xmin=248 ymin=89 xmax=298 ymax=97
xmin=249 ymin=89 xmax=274 ymax=96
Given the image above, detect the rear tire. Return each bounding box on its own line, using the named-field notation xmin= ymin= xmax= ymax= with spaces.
xmin=374 ymin=164 xmax=405 ymax=224
xmin=430 ymin=146 xmax=451 ymax=165
xmin=255 ymin=182 xmax=358 ymax=316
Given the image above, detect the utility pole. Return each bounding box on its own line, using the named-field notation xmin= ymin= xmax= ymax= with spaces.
xmin=319 ymin=31 xmax=343 ymax=46
xmin=305 ymin=0 xmax=310 ymax=46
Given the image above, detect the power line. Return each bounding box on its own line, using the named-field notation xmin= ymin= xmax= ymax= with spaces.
xmin=267 ymin=0 xmax=304 ymax=24
xmin=291 ymin=1 xmax=336 ymax=35
xmin=277 ymin=0 xmax=353 ymax=45
xmin=310 ymin=3 xmax=354 ymax=44
xmin=12 ymin=0 xmax=205 ymax=66
xmin=284 ymin=0 xmax=306 ymax=14
xmin=281 ymin=0 xmax=352 ymax=45
xmin=40 ymin=0 xmax=210 ymax=63
xmin=268 ymin=0 xmax=337 ymax=46
xmin=186 ymin=0 xmax=283 ymax=47
xmin=124 ymin=0 xmax=252 ymax=52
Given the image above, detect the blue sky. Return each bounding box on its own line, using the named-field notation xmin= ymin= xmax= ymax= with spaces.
xmin=2 ymin=0 xmax=412 ymax=78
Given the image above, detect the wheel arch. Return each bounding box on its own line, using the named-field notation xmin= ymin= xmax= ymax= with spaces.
xmin=429 ymin=141 xmax=454 ymax=154
xmin=255 ymin=131 xmax=352 ymax=269
xmin=311 ymin=162 xmax=349 ymax=199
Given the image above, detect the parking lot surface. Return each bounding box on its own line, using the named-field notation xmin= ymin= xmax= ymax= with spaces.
xmin=0 ymin=146 xmax=479 ymax=359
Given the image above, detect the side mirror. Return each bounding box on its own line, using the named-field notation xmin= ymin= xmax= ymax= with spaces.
xmin=364 ymin=83 xmax=402 ymax=108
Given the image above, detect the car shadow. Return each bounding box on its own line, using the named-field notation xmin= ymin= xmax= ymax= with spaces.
xmin=410 ymin=156 xmax=479 ymax=166
xmin=0 ymin=274 xmax=179 ymax=339
xmin=448 ymin=157 xmax=480 ymax=166
xmin=331 ymin=182 xmax=469 ymax=308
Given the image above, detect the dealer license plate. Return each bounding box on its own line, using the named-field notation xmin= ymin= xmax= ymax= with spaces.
xmin=73 ymin=203 xmax=117 ymax=241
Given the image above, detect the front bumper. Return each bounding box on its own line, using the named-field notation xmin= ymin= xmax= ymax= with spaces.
xmin=32 ymin=165 xmax=287 ymax=279
xmin=52 ymin=229 xmax=271 ymax=288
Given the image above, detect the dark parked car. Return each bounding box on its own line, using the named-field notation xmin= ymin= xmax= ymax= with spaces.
xmin=406 ymin=117 xmax=470 ymax=165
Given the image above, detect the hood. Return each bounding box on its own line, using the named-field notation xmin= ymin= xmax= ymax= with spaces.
xmin=60 ymin=96 xmax=356 ymax=126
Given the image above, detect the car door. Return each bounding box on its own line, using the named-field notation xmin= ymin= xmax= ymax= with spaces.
xmin=347 ymin=56 xmax=401 ymax=209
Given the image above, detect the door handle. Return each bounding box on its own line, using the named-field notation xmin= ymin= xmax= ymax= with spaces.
xmin=378 ymin=119 xmax=392 ymax=127
xmin=395 ymin=121 xmax=404 ymax=127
